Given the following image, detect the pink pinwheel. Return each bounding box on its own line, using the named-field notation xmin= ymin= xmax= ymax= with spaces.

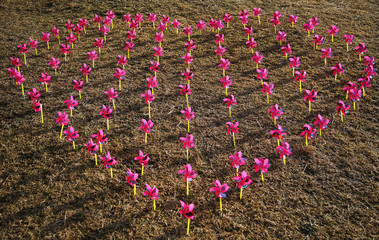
xmin=146 ymin=76 xmax=158 ymax=93
xmin=99 ymin=25 xmax=109 ymax=42
xmin=240 ymin=9 xmax=249 ymax=18
xmin=172 ymin=19 xmax=181 ymax=34
xmin=56 ymin=112 xmax=69 ymax=139
xmin=261 ymin=82 xmax=274 ymax=104
xmin=63 ymin=126 xmax=79 ymax=149
xmin=321 ymin=48 xmax=332 ymax=66
xmin=301 ymin=124 xmax=316 ymax=146
xmin=60 ymin=44 xmax=70 ymax=61
xmin=117 ymin=55 xmax=128 ymax=69
xmin=106 ymin=10 xmax=115 ymax=28
xmin=161 ymin=14 xmax=170 ymax=24
xmin=80 ymin=63 xmax=92 ymax=83
xmin=331 ymin=63 xmax=344 ymax=81
xmin=48 ymin=57 xmax=60 ymax=76
xmin=99 ymin=105 xmax=113 ymax=130
xmin=135 ymin=13 xmax=143 ymax=28
xmin=246 ymin=38 xmax=257 ymax=54
xmin=93 ymin=14 xmax=102 ymax=29
xmin=87 ymin=51 xmax=98 ymax=68
xmin=31 ymin=100 xmax=44 ymax=123
xmin=126 ymin=169 xmax=138 ymax=195
xmin=272 ymin=11 xmax=282 ymax=19
xmin=129 ymin=20 xmax=139 ymax=31
xmin=148 ymin=13 xmax=157 ymax=29
xmin=141 ymin=90 xmax=155 ymax=119
xmin=229 ymin=151 xmax=246 ymax=175
xmin=94 ymin=38 xmax=104 ymax=54
xmin=65 ymin=20 xmax=74 ymax=32
xmin=303 ymin=22 xmax=314 ymax=37
xmin=344 ymin=34 xmax=354 ymax=51
xmin=294 ymin=70 xmax=307 ymax=92
xmin=114 ymin=68 xmax=126 ymax=90
xmin=64 ymin=96 xmax=78 ymax=117
xmin=209 ymin=180 xmax=229 ymax=212
xmin=312 ymin=34 xmax=324 ymax=49
xmin=14 ymin=73 xmax=25 ymax=95
xmin=85 ymin=139 xmax=99 ymax=165
xmin=17 ymin=43 xmax=28 ymax=64
xmin=214 ymin=20 xmax=224 ymax=34
xmin=355 ymin=43 xmax=367 ymax=61
xmin=270 ymin=17 xmax=281 ymax=33
xmin=343 ymin=82 xmax=357 ymax=100
xmin=124 ymin=41 xmax=134 ymax=59
xmin=150 ymin=61 xmax=159 ymax=77
xmin=254 ymin=157 xmax=270 ymax=182
xmin=27 ymin=88 xmax=41 ymax=102
xmin=7 ymin=67 xmax=18 ymax=79
xmin=328 ymin=25 xmax=339 ymax=42
xmin=92 ymin=129 xmax=107 ymax=153
xmin=100 ymin=152 xmax=117 ymax=178
xmin=182 ymin=53 xmax=193 ymax=71
xmin=218 ymin=58 xmax=230 ymax=76
xmin=220 ymin=75 xmax=233 ymax=95
xmin=364 ymin=65 xmax=376 ymax=78
xmin=223 ymin=13 xmax=232 ymax=27
xmin=180 ymin=134 xmax=195 ymax=161
xmin=233 ymin=170 xmax=252 ymax=200
xmin=181 ymin=107 xmax=195 ymax=132
xmin=66 ymin=33 xmax=77 ymax=48
xmin=103 ymin=16 xmax=112 ymax=29
xmin=140 ymin=118 xmax=154 ymax=143
xmin=270 ymin=125 xmax=287 ymax=146
xmin=178 ymin=164 xmax=196 ymax=195
xmin=348 ymin=88 xmax=362 ymax=110
xmin=314 ymin=114 xmax=330 ymax=137
xmin=74 ymin=24 xmax=83 ymax=39
xmin=157 ymin=22 xmax=167 ymax=32
xmin=256 ymin=68 xmax=268 ymax=85
xmin=123 ymin=14 xmax=131 ymax=23
xmin=223 ymin=94 xmax=237 ymax=117
xmin=289 ymin=15 xmax=298 ymax=27
xmin=183 ymin=26 xmax=192 ymax=41
xmin=309 ymin=17 xmax=319 ymax=32
xmin=185 ymin=40 xmax=196 ymax=54
xmin=79 ymin=18 xmax=88 ymax=33
xmin=134 ymin=150 xmax=150 ymax=175
xmin=244 ymin=26 xmax=253 ymax=40
xmin=304 ymin=90 xmax=317 ymax=112
xmin=196 ymin=20 xmax=206 ymax=34
xmin=52 ymin=26 xmax=60 ymax=44
xmin=28 ymin=38 xmax=38 ymax=55
xmin=153 ymin=46 xmax=163 ymax=62
xmin=226 ymin=121 xmax=239 ymax=147
xmin=268 ymin=104 xmax=283 ymax=125
xmin=289 ymin=56 xmax=300 ymax=76
xmin=240 ymin=16 xmax=249 ymax=27
xmin=73 ymin=79 xmax=83 ymax=99
xmin=215 ymin=45 xmax=226 ymax=60
xmin=358 ymin=76 xmax=371 ymax=97
xmin=104 ymin=88 xmax=118 ymax=109
xmin=155 ymin=32 xmax=164 ymax=48
xmin=39 ymin=73 xmax=51 ymax=92
xmin=179 ymin=201 xmax=194 ymax=235
xmin=276 ymin=142 xmax=292 ymax=165
xmin=276 ymin=31 xmax=287 ymax=45
xmin=144 ymin=184 xmax=159 ymax=210
xmin=253 ymin=8 xmax=261 ymax=24
xmin=125 ymin=31 xmax=136 ymax=43
xmin=251 ymin=52 xmax=263 ymax=69
xmin=364 ymin=56 xmax=375 ymax=67
xmin=208 ymin=18 xmax=217 ymax=32
xmin=182 ymin=68 xmax=194 ymax=85
xmin=336 ymin=100 xmax=350 ymax=122
xmin=179 ymin=84 xmax=191 ymax=107
xmin=10 ymin=57 xmax=21 ymax=72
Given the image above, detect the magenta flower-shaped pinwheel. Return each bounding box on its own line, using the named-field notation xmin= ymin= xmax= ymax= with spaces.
xmin=7 ymin=67 xmax=18 ymax=79
xmin=344 ymin=34 xmax=354 ymax=51
xmin=66 ymin=33 xmax=77 ymax=48
xmin=185 ymin=40 xmax=196 ymax=53
xmin=41 ymin=32 xmax=50 ymax=50
xmin=328 ymin=25 xmax=339 ymax=42
xmin=229 ymin=151 xmax=246 ymax=174
xmin=244 ymin=26 xmax=253 ymax=40
xmin=94 ymin=38 xmax=104 ymax=53
xmin=85 ymin=139 xmax=99 ymax=165
xmin=38 ymin=73 xmax=51 ymax=92
xmin=178 ymin=164 xmax=196 ymax=195
xmin=88 ymin=50 xmax=98 ymax=68
xmin=304 ymin=90 xmax=317 ymax=112
xmin=223 ymin=95 xmax=237 ymax=117
xmin=183 ymin=26 xmax=192 ymax=41
xmin=219 ymin=58 xmax=230 ymax=76
xmin=343 ymin=82 xmax=357 ymax=100
xmin=253 ymin=8 xmax=261 ymax=24
xmin=348 ymin=88 xmax=362 ymax=110
xmin=281 ymin=44 xmax=292 ymax=60
xmin=215 ymin=34 xmax=224 ymax=45
xmin=100 ymin=152 xmax=117 ymax=178
xmin=157 ymin=22 xmax=167 ymax=32
xmin=268 ymin=104 xmax=283 ymax=125
xmin=179 ymin=84 xmax=191 ymax=107
xmin=254 ymin=157 xmax=270 ymax=182
xmin=80 ymin=63 xmax=92 ymax=83
xmin=209 ymin=180 xmax=229 ymax=211
xmin=134 ymin=150 xmax=150 ymax=175
xmin=182 ymin=68 xmax=193 ymax=84
xmin=102 ymin=16 xmax=112 ymax=28
xmin=135 ymin=13 xmax=143 ymax=28
xmin=48 ymin=57 xmax=60 ymax=72
xmin=364 ymin=56 xmax=375 ymax=67
xmin=270 ymin=17 xmax=280 ymax=33
xmin=144 ymin=184 xmax=159 ymax=210
xmin=223 ymin=13 xmax=232 ymax=27
xmin=73 ymin=79 xmax=83 ymax=99
xmin=117 ymin=55 xmax=128 ymax=69
xmin=179 ymin=201 xmax=194 ymax=235
xmin=180 ymin=134 xmax=195 ymax=161
xmin=358 ymin=76 xmax=371 ymax=97
xmin=182 ymin=53 xmax=193 ymax=70
xmin=172 ymin=19 xmax=181 ymax=34
xmin=220 ymin=75 xmax=233 ymax=95
xmin=63 ymin=126 xmax=79 ymax=149
xmin=215 ymin=45 xmax=226 ymax=60
xmin=65 ymin=20 xmax=74 ymax=32
xmin=314 ymin=114 xmax=330 ymax=137
xmin=262 ymin=82 xmax=274 ymax=104
xmin=10 ymin=57 xmax=21 ymax=70
xmin=233 ymin=170 xmax=252 ymax=200
xmin=240 ymin=16 xmax=249 ymax=27
xmin=60 ymin=44 xmax=71 ymax=61
xmin=32 ymin=101 xmax=41 ymax=114
xmin=161 ymin=14 xmax=170 ymax=24
xmin=289 ymin=56 xmax=300 ymax=76
xmin=331 ymin=63 xmax=344 ymax=81
xmin=257 ymin=68 xmax=268 ymax=85
xmin=126 ymin=31 xmax=136 ymax=42
xmin=17 ymin=43 xmax=28 ymax=64
xmin=99 ymin=105 xmax=112 ymax=130
xmin=303 ymin=21 xmax=314 ymax=37
xmin=214 ymin=20 xmax=224 ymax=33
xmin=92 ymin=129 xmax=107 ymax=152
xmin=129 ymin=20 xmax=139 ymax=31
xmin=336 ymin=100 xmax=350 ymax=122
xmin=114 ymin=68 xmax=126 ymax=90
xmin=196 ymin=20 xmax=206 ymax=34
xmin=126 ymin=168 xmax=138 ymax=195
xmin=276 ymin=31 xmax=287 ymax=45
xmin=240 ymin=9 xmax=249 ymax=18
xmin=28 ymin=38 xmax=38 ymax=56
xmin=148 ymin=13 xmax=157 ymax=28
xmin=56 ymin=111 xmax=69 ymax=139
xmin=153 ymin=46 xmax=163 ymax=62
xmin=310 ymin=17 xmax=319 ymax=30
xmin=355 ymin=43 xmax=367 ymax=61
xmin=52 ymin=26 xmax=60 ymax=44
xmin=276 ymin=142 xmax=292 ymax=165
xmin=79 ymin=18 xmax=88 ymax=33
xmin=312 ymin=34 xmax=324 ymax=49
xmin=150 ymin=61 xmax=159 ymax=76
xmin=226 ymin=121 xmax=239 ymax=147
xmin=140 ymin=118 xmax=154 ymax=143
xmin=99 ymin=25 xmax=110 ymax=42
xmin=181 ymin=107 xmax=195 ymax=132
xmin=208 ymin=18 xmax=216 ymax=31
xmin=251 ymin=52 xmax=263 ymax=69
xmin=123 ymin=14 xmax=131 ymax=23
xmin=364 ymin=65 xmax=376 ymax=78
xmin=14 ymin=72 xmax=25 ymax=85
xmin=124 ymin=41 xmax=134 ymax=58
xmin=93 ymin=14 xmax=102 ymax=29
xmin=246 ymin=38 xmax=257 ymax=54
xmin=289 ymin=15 xmax=298 ymax=27
xmin=301 ymin=124 xmax=316 ymax=146
xmin=146 ymin=76 xmax=158 ymax=93
xmin=74 ymin=24 xmax=83 ymax=37
xmin=294 ymin=70 xmax=307 ymax=92
xmin=27 ymin=88 xmax=41 ymax=102
xmin=321 ymin=48 xmax=332 ymax=65
xmin=270 ymin=125 xmax=287 ymax=146
xmin=64 ymin=96 xmax=78 ymax=117
xmin=105 ymin=88 xmax=118 ymax=109
xmin=154 ymin=32 xmax=164 ymax=48
xmin=141 ymin=89 xmax=155 ymax=119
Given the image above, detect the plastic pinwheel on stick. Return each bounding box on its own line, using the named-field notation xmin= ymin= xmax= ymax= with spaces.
xmin=215 ymin=45 xmax=226 ymax=60
xmin=27 ymin=88 xmax=41 ymax=102
xmin=63 ymin=126 xmax=79 ymax=149
xmin=289 ymin=15 xmax=298 ymax=28
xmin=209 ymin=18 xmax=216 ymax=32
xmin=65 ymin=20 xmax=74 ymax=33
xmin=14 ymin=73 xmax=25 ymax=96
xmin=223 ymin=95 xmax=237 ymax=117
xmin=314 ymin=114 xmax=329 ymax=137
xmin=229 ymin=151 xmax=246 ymax=176
xmin=60 ymin=44 xmax=70 ymax=61
xmin=185 ymin=40 xmax=196 ymax=56
xmin=146 ymin=76 xmax=158 ymax=94
xmin=85 ymin=139 xmax=99 ymax=165
xmin=106 ymin=10 xmax=115 ymax=28
xmin=364 ymin=65 xmax=376 ymax=80
xmin=270 ymin=125 xmax=287 ymax=146
xmin=39 ymin=73 xmax=51 ymax=92
xmin=94 ymin=38 xmax=104 ymax=54
xmin=234 ymin=170 xmax=252 ymax=200
xmin=270 ymin=15 xmax=281 ymax=33
xmin=244 ymin=26 xmax=253 ymax=41
xmin=343 ymin=82 xmax=357 ymax=100
xmin=330 ymin=63 xmax=344 ymax=81
xmin=100 ymin=152 xmax=117 ymax=178
xmin=246 ymin=38 xmax=257 ymax=54
xmin=80 ymin=63 xmax=92 ymax=83
xmin=157 ymin=22 xmax=167 ymax=33
xmin=309 ymin=17 xmax=319 ymax=33
xmin=79 ymin=18 xmax=88 ymax=34
xmin=262 ymin=82 xmax=274 ymax=104
xmin=114 ymin=68 xmax=126 ymax=90
xmin=209 ymin=180 xmax=229 ymax=212
xmin=141 ymin=90 xmax=155 ymax=119
xmin=215 ymin=20 xmax=224 ymax=35
xmin=196 ymin=20 xmax=206 ymax=34
xmin=48 ymin=57 xmax=60 ymax=76
xmin=281 ymin=44 xmax=292 ymax=59
xmin=181 ymin=107 xmax=195 ymax=133
xmin=28 ymin=38 xmax=38 ymax=56
xmin=17 ymin=43 xmax=28 ymax=65
xmin=135 ymin=13 xmax=143 ymax=28
xmin=93 ymin=14 xmax=102 ymax=30
xmin=66 ymin=33 xmax=77 ymax=48
xmin=100 ymin=25 xmax=110 ymax=43
xmin=92 ymin=129 xmax=107 ymax=153
xmin=226 ymin=121 xmax=239 ymax=148
xmin=257 ymin=68 xmax=268 ymax=85
xmin=358 ymin=76 xmax=371 ymax=97
xmin=140 ymin=119 xmax=154 ymax=144
xmin=42 ymin=32 xmax=50 ymax=50
xmin=239 ymin=10 xmax=249 ymax=28
xmin=252 ymin=52 xmax=263 ymax=69
xmin=64 ymin=96 xmax=78 ymax=117
xmin=219 ymin=58 xmax=230 ymax=77
xmin=321 ymin=48 xmax=332 ymax=66
xmin=328 ymin=25 xmax=339 ymax=42
xmin=182 ymin=68 xmax=193 ymax=86
xmin=172 ymin=19 xmax=181 ymax=34
xmin=144 ymin=184 xmax=159 ymax=211
xmin=182 ymin=53 xmax=193 ymax=71
xmin=303 ymin=90 xmax=317 ymax=112
xmin=254 ymin=157 xmax=270 ymax=182
xmin=223 ymin=13 xmax=232 ymax=28
xmin=74 ymin=24 xmax=83 ymax=41
xmin=52 ymin=26 xmax=60 ymax=44
xmin=87 ymin=51 xmax=98 ymax=69
xmin=289 ymin=57 xmax=300 ymax=77
xmin=154 ymin=32 xmax=164 ymax=48
xmin=220 ymin=75 xmax=233 ymax=96
xmin=355 ymin=43 xmax=367 ymax=61
xmin=336 ymin=100 xmax=350 ymax=123
xmin=129 ymin=20 xmax=139 ymax=33
xmin=276 ymin=31 xmax=287 ymax=45
xmin=183 ymin=26 xmax=192 ymax=41
xmin=134 ymin=150 xmax=150 ymax=176
xmin=303 ymin=21 xmax=314 ymax=37
xmin=313 ymin=34 xmax=324 ymax=50
xmin=161 ymin=14 xmax=170 ymax=24
xmin=99 ymin=105 xmax=112 ymax=130
xmin=31 ymin=100 xmax=44 ymax=124
xmin=294 ymin=70 xmax=307 ymax=92
xmin=126 ymin=169 xmax=138 ymax=196
xmin=276 ymin=142 xmax=292 ymax=165
xmin=179 ymin=84 xmax=191 ymax=108
xmin=348 ymin=88 xmax=362 ymax=110
xmin=301 ymin=124 xmax=316 ymax=147
xmin=344 ymin=34 xmax=354 ymax=52
xmin=150 ymin=61 xmax=159 ymax=77
xmin=215 ymin=33 xmax=225 ymax=46
xmin=268 ymin=104 xmax=283 ymax=126
xmin=253 ymin=8 xmax=261 ymax=25
xmin=10 ymin=57 xmax=21 ymax=72
xmin=178 ymin=164 xmax=196 ymax=196
xmin=73 ymin=79 xmax=83 ymax=99
xmin=179 ymin=201 xmax=194 ymax=235
xmin=180 ymin=134 xmax=195 ymax=161
xmin=153 ymin=47 xmax=163 ymax=63
xmin=105 ymin=88 xmax=118 ymax=110
xmin=148 ymin=13 xmax=157 ymax=29
xmin=56 ymin=112 xmax=69 ymax=139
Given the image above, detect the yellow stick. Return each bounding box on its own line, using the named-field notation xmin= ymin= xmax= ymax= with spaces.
xmin=112 ymin=100 xmax=115 ymax=110
xmin=306 ymin=135 xmax=308 ymax=146
xmin=341 ymin=111 xmax=343 ymax=122
xmin=188 ymin=64 xmax=190 ymax=72
xmin=283 ymin=157 xmax=286 ymax=165
xmin=261 ymin=172 xmax=264 ymax=182
xmin=47 ymin=41 xmax=50 ymax=50
xmin=93 ymin=60 xmax=95 ymax=68
xmin=346 ymin=44 xmax=349 ymax=52
xmin=229 ymin=107 xmax=231 ymax=117
xmin=220 ymin=197 xmax=222 ymax=212
xmin=292 ymin=22 xmax=294 ymax=28
xmin=133 ymin=184 xmax=136 ymax=195
xmin=41 ymin=104 xmax=44 ymax=123
xmin=153 ymin=199 xmax=156 ymax=211
xmin=332 ymin=35 xmax=334 ymax=42
xmin=240 ymin=187 xmax=243 ymax=200
xmin=309 ymin=101 xmax=311 ymax=112
xmin=233 ymin=132 xmax=236 ymax=147
xmin=145 ymin=132 xmax=147 ymax=143
xmin=100 ymin=143 xmax=102 ymax=153
xmin=99 ymin=47 xmax=101 ymax=54
xmin=119 ymin=79 xmax=121 ymax=90
xmin=55 ymin=68 xmax=57 ymax=76
xmin=308 ymin=31 xmax=310 ymax=37
xmin=58 ymin=35 xmax=60 ymax=44
xmin=227 ymin=22 xmax=229 ymax=28
xmin=60 ymin=124 xmax=64 ymax=139
xmin=335 ymin=75 xmax=337 ymax=81
xmin=110 ymin=168 xmax=113 ymax=178
xmin=111 ymin=20 xmax=114 ymax=29
xmin=24 ymin=54 xmax=26 ymax=65
xmin=325 ymin=58 xmax=327 ymax=66
xmin=300 ymin=80 xmax=302 ymax=92
xmin=186 ymin=180 xmax=189 ymax=195
xmin=258 ymin=16 xmax=261 ymax=25
xmin=84 ymin=27 xmax=86 ymax=34
xmin=274 ymin=26 xmax=276 ymax=33
xmin=73 ymin=141 xmax=75 ymax=149
xmin=346 ymin=91 xmax=349 ymax=100
xmin=35 ymin=48 xmax=38 ymax=55
xmin=236 ymin=168 xmax=238 ymax=176
xmin=186 ymin=149 xmax=189 ymax=161
xmin=223 ymin=69 xmax=225 ymax=76
xmin=354 ymin=101 xmax=356 ymax=110
xmin=104 ymin=35 xmax=106 ymax=43
xmin=153 ymin=22 xmax=155 ymax=29
xmin=277 ymin=138 xmax=280 ymax=146
xmin=98 ymin=23 xmax=100 ymax=30
xmin=141 ymin=166 xmax=144 ymax=176
xmin=107 ymin=118 xmax=109 ymax=130
xmin=187 ymin=219 xmax=190 ymax=235
xmin=320 ymin=128 xmax=322 ymax=136
xmin=17 ymin=66 xmax=20 ymax=72
xmin=95 ymin=153 xmax=97 ymax=165
xmin=186 ymin=94 xmax=189 ymax=107
xmin=187 ymin=121 xmax=190 ymax=133
xmin=256 ymin=63 xmax=258 ymax=69
xmin=65 ymin=53 xmax=67 ymax=61
xmin=293 ymin=68 xmax=295 ymax=77
xmin=157 ymin=56 xmax=159 ymax=63
xmin=70 ymin=109 xmax=72 ymax=117
xmin=267 ymin=93 xmax=269 ymax=104
xmin=148 ymin=102 xmax=151 ymax=119
xmin=363 ymin=87 xmax=365 ymax=97
xmin=79 ymin=91 xmax=81 ymax=99
xmin=286 ymin=53 xmax=288 ymax=60
xmin=274 ymin=118 xmax=276 ymax=126
xmin=225 ymin=87 xmax=227 ymax=96
xmin=46 ymin=84 xmax=48 ymax=92
xmin=86 ymin=75 xmax=88 ymax=83
xmin=21 ymin=84 xmax=24 ymax=96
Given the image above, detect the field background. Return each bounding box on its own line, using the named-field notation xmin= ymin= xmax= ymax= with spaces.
xmin=0 ymin=0 xmax=378 ymax=239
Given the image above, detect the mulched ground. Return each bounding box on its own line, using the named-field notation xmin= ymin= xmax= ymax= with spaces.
xmin=0 ymin=0 xmax=378 ymax=239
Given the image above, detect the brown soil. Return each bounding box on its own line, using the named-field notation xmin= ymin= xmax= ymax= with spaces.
xmin=0 ymin=0 xmax=378 ymax=239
